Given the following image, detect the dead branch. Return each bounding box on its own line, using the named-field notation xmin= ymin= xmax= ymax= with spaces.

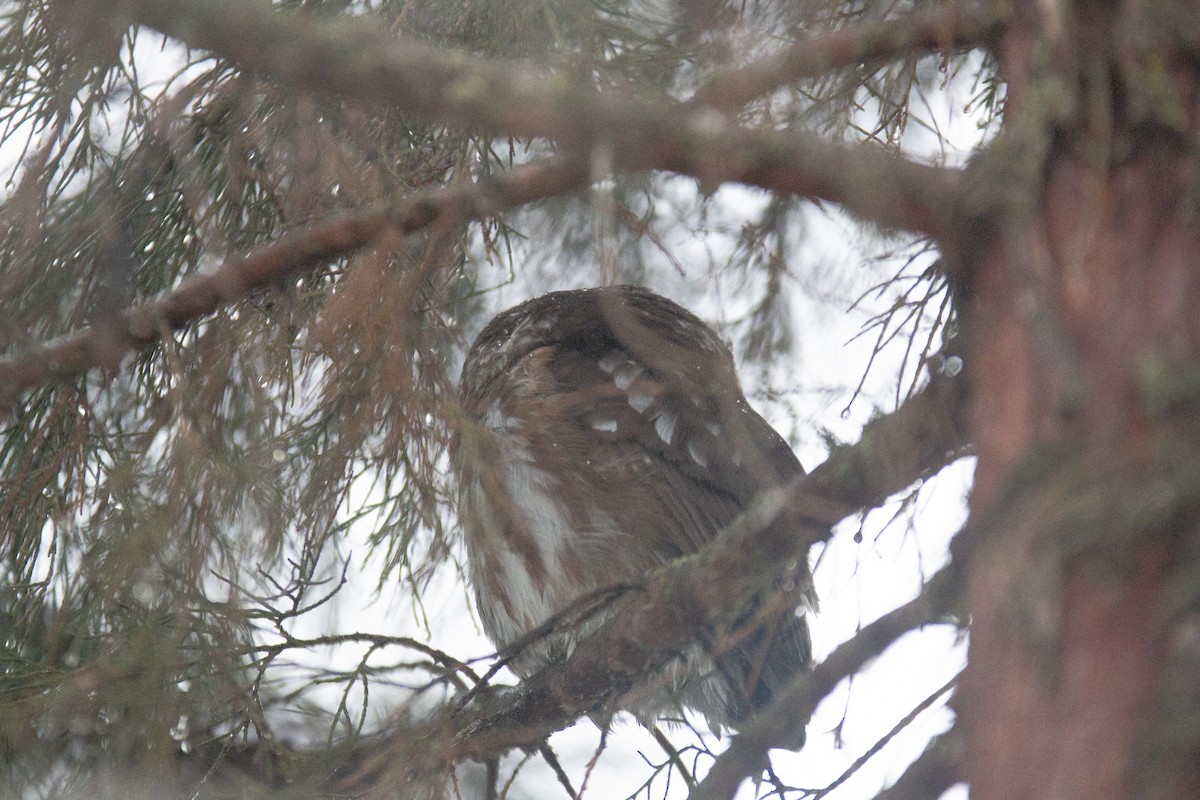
xmin=0 ymin=156 xmax=586 ymax=404
xmin=692 ymin=2 xmax=1006 ymax=111
xmin=117 ymin=0 xmax=967 ymax=239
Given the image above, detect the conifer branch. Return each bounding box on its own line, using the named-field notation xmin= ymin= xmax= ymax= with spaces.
xmin=693 ymin=2 xmax=1006 ymax=111
xmin=0 ymin=157 xmax=585 ymax=404
xmin=118 ymin=0 xmax=967 ymax=239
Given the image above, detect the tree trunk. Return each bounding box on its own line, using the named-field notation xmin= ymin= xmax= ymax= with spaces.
xmin=961 ymin=2 xmax=1200 ymax=793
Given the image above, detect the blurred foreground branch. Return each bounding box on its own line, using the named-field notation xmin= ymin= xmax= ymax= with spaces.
xmin=872 ymin=730 xmax=964 ymax=800
xmin=0 ymin=156 xmax=585 ymax=405
xmin=119 ymin=0 xmax=967 ymax=238
xmin=690 ymin=576 xmax=956 ymax=800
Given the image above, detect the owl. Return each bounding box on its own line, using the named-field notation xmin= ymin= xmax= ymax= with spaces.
xmin=454 ymin=285 xmax=814 ymax=745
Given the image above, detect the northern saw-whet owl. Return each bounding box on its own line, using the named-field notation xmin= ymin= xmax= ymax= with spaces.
xmin=454 ymin=285 xmax=815 ymax=744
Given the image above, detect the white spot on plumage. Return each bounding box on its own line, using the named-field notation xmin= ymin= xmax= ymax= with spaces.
xmin=688 ymin=440 xmax=708 ymax=467
xmin=591 ymin=418 xmax=618 ymax=433
xmin=598 ymin=351 xmax=624 ymax=373
xmin=654 ymin=412 xmax=677 ymax=444
xmin=628 ymin=392 xmax=654 ymax=413
xmin=612 ymin=361 xmax=644 ymax=390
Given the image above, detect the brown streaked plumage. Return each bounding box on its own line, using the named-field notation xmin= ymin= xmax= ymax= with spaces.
xmin=453 ymin=285 xmax=815 ymax=745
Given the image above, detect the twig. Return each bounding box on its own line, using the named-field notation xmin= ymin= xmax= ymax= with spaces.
xmin=872 ymin=728 xmax=964 ymax=800
xmin=0 ymin=156 xmax=585 ymax=402
xmin=539 ymin=742 xmax=579 ymax=798
xmin=687 ymin=568 xmax=957 ymax=800
xmin=455 ymin=583 xmax=637 ymax=713
xmin=652 ymin=727 xmax=697 ymax=792
xmin=811 ymin=673 xmax=959 ymax=799
xmin=576 ymin=728 xmax=609 ymax=799
xmin=692 ymin=3 xmax=1006 ymax=111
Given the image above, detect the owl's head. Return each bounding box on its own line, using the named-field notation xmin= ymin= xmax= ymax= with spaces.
xmin=459 ymin=285 xmax=736 ymax=409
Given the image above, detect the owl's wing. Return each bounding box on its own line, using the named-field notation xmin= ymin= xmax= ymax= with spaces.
xmin=544 ymin=341 xmax=801 ymax=560
xmin=542 ymin=339 xmax=814 ymax=735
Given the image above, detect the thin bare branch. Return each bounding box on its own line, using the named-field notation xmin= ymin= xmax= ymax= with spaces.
xmin=812 ymin=674 xmax=958 ymax=799
xmin=0 ymin=156 xmax=586 ymax=404
xmin=688 ymin=570 xmax=956 ymax=800
xmin=693 ymin=2 xmax=1007 ymax=111
xmin=653 ymin=727 xmax=698 ymax=792
xmin=801 ymin=368 xmax=970 ymax=514
xmin=116 ymin=0 xmax=966 ymax=239
xmin=872 ymin=729 xmax=964 ymax=800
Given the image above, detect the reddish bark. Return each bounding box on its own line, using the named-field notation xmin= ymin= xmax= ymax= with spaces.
xmin=962 ymin=15 xmax=1200 ymax=792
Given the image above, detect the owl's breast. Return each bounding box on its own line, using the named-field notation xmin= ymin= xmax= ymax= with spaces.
xmin=457 ymin=403 xmax=622 ymax=673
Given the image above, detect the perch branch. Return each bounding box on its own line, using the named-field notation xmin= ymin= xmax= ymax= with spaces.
xmin=343 ymin=375 xmax=969 ymax=790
